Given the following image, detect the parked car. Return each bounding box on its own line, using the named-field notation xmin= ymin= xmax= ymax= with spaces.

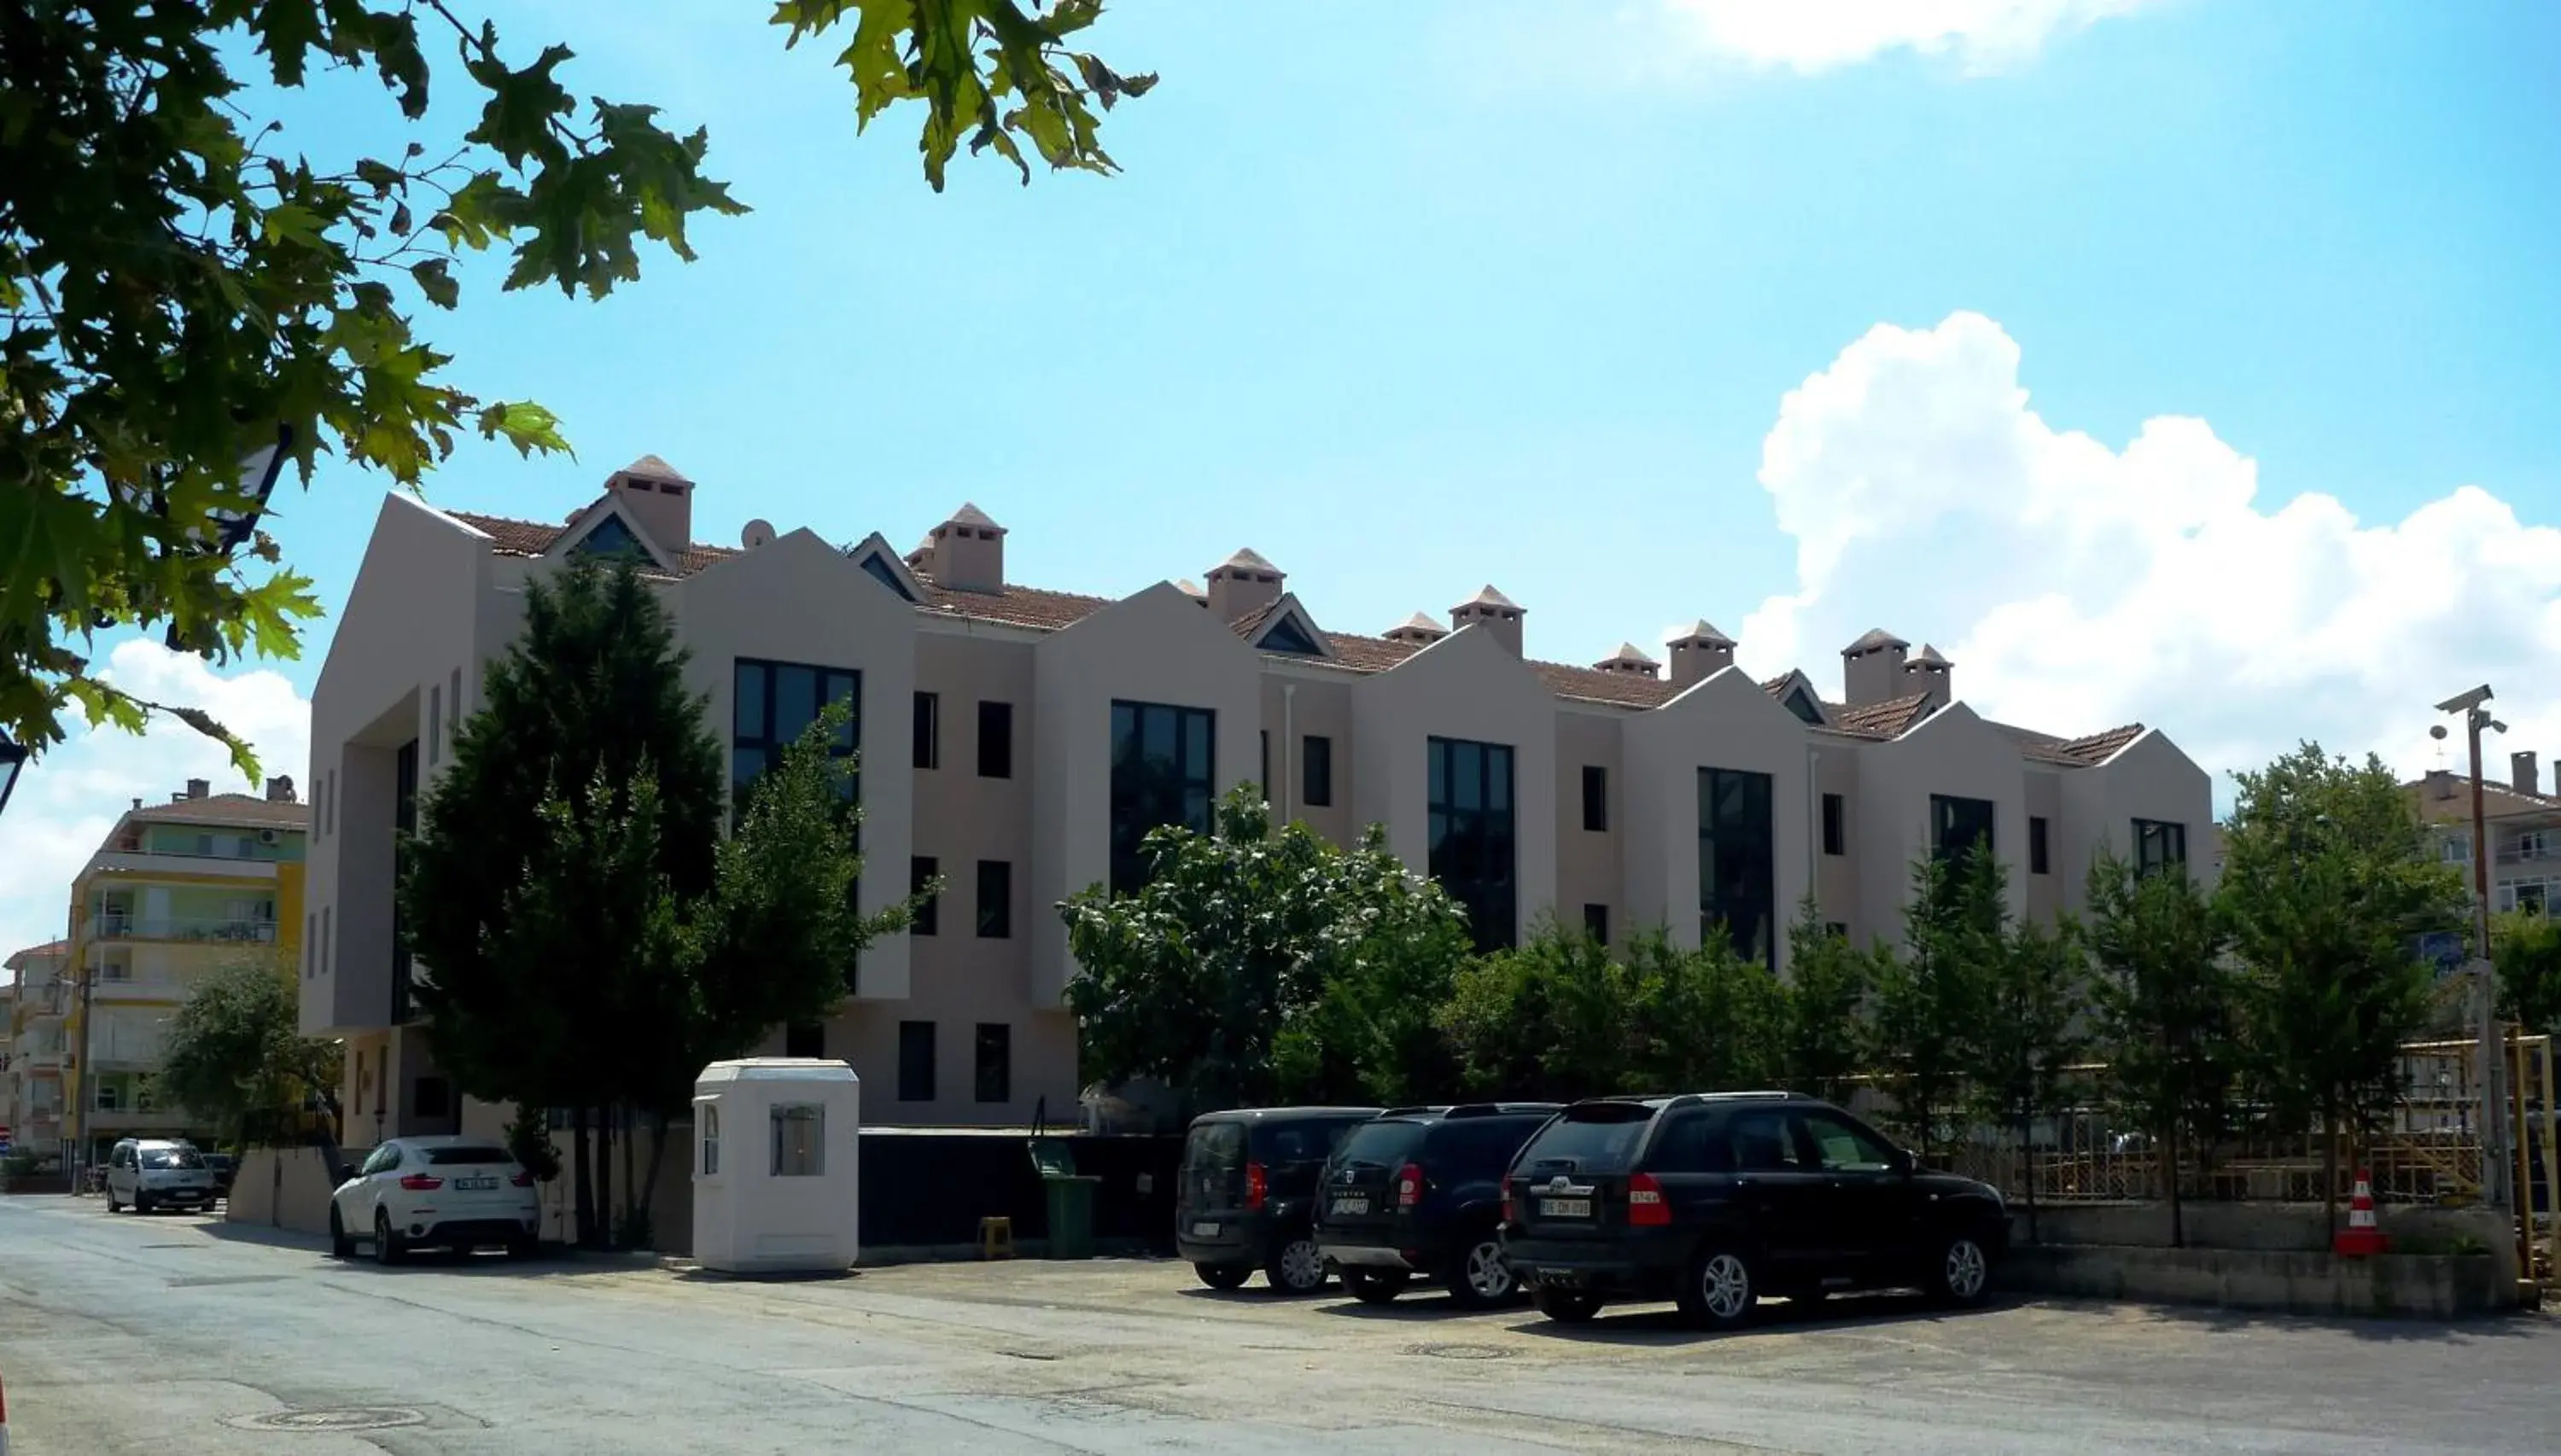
xmin=102 ymin=1138 xmax=218 ymax=1214
xmin=1502 ymin=1092 xmax=2010 ymax=1328
xmin=328 ymin=1136 xmax=540 ymax=1264
xmin=1175 ymin=1107 xmax=1380 ymax=1294
xmin=1314 ymin=1103 xmax=1563 ymax=1307
xmin=201 ymin=1152 xmax=239 ymax=1197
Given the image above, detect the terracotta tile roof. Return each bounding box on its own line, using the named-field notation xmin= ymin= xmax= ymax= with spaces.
xmin=130 ymin=794 xmax=311 ymax=829
xmin=1830 ymin=692 xmax=1940 ymax=738
xmin=1324 ymin=632 xmax=1421 ymax=673
xmin=2056 ymin=724 xmax=2144 ymax=763
xmin=2407 ymin=776 xmax=2561 ymax=825
xmin=916 ymin=579 xmax=1111 ymax=632
xmin=1531 ymin=659 xmax=1677 ymax=708
xmin=451 ymin=510 xmax=564 ymax=556
xmin=5 ymin=939 xmax=69 ymax=967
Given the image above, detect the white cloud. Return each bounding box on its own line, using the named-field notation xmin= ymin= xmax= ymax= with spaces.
xmin=0 ymin=642 xmax=310 ymax=962
xmin=1736 ymin=312 xmax=2561 ymax=796
xmin=1656 ymin=0 xmax=2160 ymax=74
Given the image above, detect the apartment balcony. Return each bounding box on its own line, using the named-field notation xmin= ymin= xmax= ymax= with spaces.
xmin=88 ymin=1106 xmax=193 ymax=1133
xmin=86 ymin=850 xmax=283 ymax=881
xmin=86 ymin=913 xmax=278 ymax=946
xmin=89 ymin=973 xmax=190 ymax=1003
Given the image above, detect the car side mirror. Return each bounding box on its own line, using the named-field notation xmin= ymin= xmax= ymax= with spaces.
xmin=1893 ymin=1148 xmax=1917 ymax=1174
xmin=335 ymin=1163 xmax=355 ymax=1184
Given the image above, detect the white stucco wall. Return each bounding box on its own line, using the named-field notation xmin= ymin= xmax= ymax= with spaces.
xmin=1853 ymin=703 xmax=2032 ymax=943
xmin=2056 ymin=729 xmax=2218 ymax=906
xmin=1621 ymin=666 xmax=1814 ymax=972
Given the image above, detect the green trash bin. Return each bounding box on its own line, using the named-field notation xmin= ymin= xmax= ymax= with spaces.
xmin=1030 ymin=1138 xmax=1100 ymax=1261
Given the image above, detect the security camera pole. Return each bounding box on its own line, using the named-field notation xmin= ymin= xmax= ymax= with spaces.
xmin=2435 ymin=684 xmax=2511 ymax=1212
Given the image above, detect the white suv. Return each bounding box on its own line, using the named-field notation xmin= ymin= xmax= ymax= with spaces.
xmin=104 ymin=1139 xmax=217 ymax=1214
xmin=328 ymin=1136 xmax=540 ymax=1263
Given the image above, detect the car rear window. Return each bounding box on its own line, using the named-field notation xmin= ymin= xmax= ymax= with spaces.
xmin=424 ymin=1146 xmax=511 ymax=1167
xmin=1251 ymin=1119 xmax=1356 ymax=1164
xmin=1333 ymin=1120 xmax=1428 ymax=1169
xmin=139 ymin=1148 xmax=203 ymax=1169
xmin=1183 ymin=1121 xmax=1245 ymax=1172
xmin=1514 ymin=1104 xmax=1654 ymax=1174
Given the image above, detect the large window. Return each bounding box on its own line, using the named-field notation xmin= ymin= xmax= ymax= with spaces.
xmin=733 ymin=659 xmax=859 ymax=812
xmin=975 ymin=1023 xmax=1012 ymax=1104
xmin=1821 ymin=793 xmax=1845 ymax=856
xmin=898 ymin=1021 xmax=936 ymax=1102
xmin=1110 ymin=701 xmax=1216 ymax=894
xmin=1582 ymin=766 xmax=1608 ymax=832
xmin=2133 ymin=818 xmax=2187 ymax=878
xmin=1699 ymin=766 xmax=1776 ymax=966
xmin=1303 ymin=735 xmax=1333 ymax=807
xmin=1931 ymin=794 xmax=1996 ymax=865
xmin=913 ymin=692 xmax=939 ymax=770
xmin=2030 ymin=816 xmax=2052 ymax=875
xmin=1429 ymin=737 xmax=1518 ymax=952
xmin=910 ymin=856 xmax=939 ymax=935
xmin=977 ymin=701 xmax=1013 ymax=778
xmin=977 ymin=859 xmax=1012 ymax=938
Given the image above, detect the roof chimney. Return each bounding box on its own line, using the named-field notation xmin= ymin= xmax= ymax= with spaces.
xmin=2425 ymin=768 xmax=2455 ymax=802
xmin=265 ymin=775 xmax=297 ymax=803
xmin=184 ymin=778 xmax=209 ymax=801
xmin=1902 ymin=644 xmax=1954 ymax=713
xmin=1450 ymin=586 xmax=1524 ymax=655
xmin=1841 ymin=628 xmax=1911 ymax=707
xmin=1665 ymin=620 xmax=1736 ymax=690
xmin=1382 ymin=612 xmax=1448 ymax=648
xmin=1205 ymin=549 xmax=1284 ymax=624
xmin=602 ymin=454 xmax=694 ymax=557
xmin=2514 ymin=750 xmax=2541 ymax=797
xmin=1593 ymin=644 xmax=1660 ymax=679
xmin=926 ymin=503 xmax=1005 ymax=594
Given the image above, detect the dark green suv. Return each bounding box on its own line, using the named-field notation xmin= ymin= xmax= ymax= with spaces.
xmin=1175 ymin=1107 xmax=1379 ymax=1294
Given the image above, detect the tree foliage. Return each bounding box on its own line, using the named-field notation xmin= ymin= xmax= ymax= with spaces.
xmin=156 ymin=952 xmax=341 ymax=1147
xmin=1063 ymin=790 xmax=1475 ymax=1112
xmin=2085 ymin=851 xmax=2237 ymax=1245
xmin=2494 ymin=909 xmax=2561 ymax=1035
xmin=1866 ymin=853 xmax=2000 ymax=1156
xmin=2 ymin=0 xmax=1148 ymax=770
xmin=1778 ymin=898 xmax=1873 ymax=1104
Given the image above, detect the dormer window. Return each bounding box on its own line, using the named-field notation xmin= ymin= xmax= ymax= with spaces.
xmin=1259 ymin=614 xmax=1323 ymax=655
xmin=860 ymin=552 xmax=916 ymax=601
xmin=572 ymin=513 xmax=645 ymax=562
xmin=1783 ymin=685 xmax=1824 ymax=725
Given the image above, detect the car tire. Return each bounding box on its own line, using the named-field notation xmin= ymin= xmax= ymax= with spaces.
xmin=105 ymin=1189 xmax=122 ymax=1214
xmin=329 ymin=1207 xmax=355 ymax=1260
xmin=1344 ymin=1268 xmax=1411 ymax=1305
xmin=1928 ymin=1232 xmax=1994 ymax=1308
xmin=508 ymin=1235 xmax=539 ymax=1261
xmin=1443 ymin=1231 xmax=1519 ymax=1310
xmin=1264 ymin=1235 xmax=1328 ymax=1296
xmin=1676 ymin=1246 xmax=1759 ymax=1331
xmin=373 ymin=1209 xmax=405 ymax=1267
xmin=134 ymin=1191 xmax=154 ymax=1216
xmin=1193 ymin=1262 xmax=1251 ymax=1291
xmin=1531 ymin=1286 xmax=1603 ymax=1324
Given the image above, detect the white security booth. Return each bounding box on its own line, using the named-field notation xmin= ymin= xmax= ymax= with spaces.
xmin=691 ymin=1058 xmax=860 ymax=1273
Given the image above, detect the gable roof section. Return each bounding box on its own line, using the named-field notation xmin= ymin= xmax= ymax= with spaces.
xmin=125 ymin=793 xmax=311 ymax=830
xmin=551 ymin=494 xmax=674 ymax=572
xmin=843 ymin=531 xmax=925 ymax=603
xmin=1240 ymin=595 xmax=1333 ymax=658
xmin=1831 ymin=692 xmax=1940 ymax=738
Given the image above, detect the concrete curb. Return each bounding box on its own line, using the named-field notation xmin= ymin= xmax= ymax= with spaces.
xmin=2000 ymin=1242 xmax=2520 ymax=1319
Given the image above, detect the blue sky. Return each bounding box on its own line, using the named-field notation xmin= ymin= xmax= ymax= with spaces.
xmin=7 ymin=0 xmax=2560 ymax=953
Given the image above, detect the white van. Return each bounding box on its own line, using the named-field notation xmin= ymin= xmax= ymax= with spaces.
xmin=103 ymin=1139 xmax=218 ymax=1214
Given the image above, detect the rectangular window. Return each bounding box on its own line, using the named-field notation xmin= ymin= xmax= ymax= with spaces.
xmin=1583 ymin=903 xmax=1610 ymax=945
xmin=1110 ymin=700 xmax=1216 ymax=894
xmin=1582 ymin=765 xmax=1608 ymax=832
xmin=2444 ymin=837 xmax=2472 ymax=864
xmin=1931 ymin=794 xmax=1997 ymax=865
xmin=2030 ymin=816 xmax=2052 ymax=875
xmin=898 ymin=1021 xmax=936 ymax=1102
xmin=2517 ymin=882 xmax=2551 ymax=914
xmin=1826 ymin=920 xmax=1849 ymax=939
xmin=1429 ymin=737 xmax=1519 ymax=952
xmin=977 ymin=700 xmax=1013 ymax=778
xmin=910 ymin=856 xmax=939 ymax=935
xmin=1303 ymin=735 xmax=1333 ymax=807
xmin=2519 ymin=830 xmax=2550 ymax=861
xmin=2133 ymin=818 xmax=2188 ymax=878
xmin=427 ymin=684 xmax=441 ymax=766
xmin=1821 ymin=793 xmax=1845 ymax=856
xmin=975 ymin=1022 xmax=1012 ymax=1104
xmin=770 ymin=1104 xmax=825 ymax=1177
xmin=977 ymin=859 xmax=1012 ymax=938
xmin=1700 ymin=767 xmax=1777 ymax=966
xmin=732 ymin=658 xmax=860 ymax=816
xmin=913 ymin=691 xmax=940 ymax=770
xmin=700 ymin=1105 xmax=720 ymax=1176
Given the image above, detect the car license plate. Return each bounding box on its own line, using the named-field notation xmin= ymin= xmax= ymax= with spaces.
xmin=1330 ymin=1195 xmax=1369 ymax=1216
xmin=455 ymin=1176 xmax=498 ymax=1191
xmin=1539 ymin=1197 xmax=1592 ymax=1219
xmin=1190 ymin=1220 xmax=1220 ymax=1238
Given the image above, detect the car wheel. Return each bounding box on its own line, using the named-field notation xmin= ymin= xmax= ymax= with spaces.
xmin=373 ymin=1209 xmax=405 ymax=1267
xmin=134 ymin=1191 xmax=154 ymax=1216
xmin=1344 ymin=1268 xmax=1411 ymax=1305
xmin=1264 ymin=1236 xmax=1328 ymax=1296
xmin=1531 ymin=1286 xmax=1603 ymax=1324
xmin=1444 ymin=1232 xmax=1519 ymax=1309
xmin=1676 ymin=1246 xmax=1758 ymax=1330
xmin=1929 ymin=1232 xmax=1994 ymax=1307
xmin=105 ymin=1188 xmax=122 ymax=1214
xmin=1193 ymin=1261 xmax=1251 ymax=1291
xmin=329 ymin=1206 xmax=354 ymax=1260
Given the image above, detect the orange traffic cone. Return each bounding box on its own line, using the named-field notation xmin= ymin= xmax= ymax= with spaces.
xmin=2333 ymin=1170 xmax=2388 ymax=1257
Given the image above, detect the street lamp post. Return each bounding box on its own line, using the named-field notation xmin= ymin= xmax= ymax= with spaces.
xmin=2434 ymin=685 xmax=2512 ymax=1213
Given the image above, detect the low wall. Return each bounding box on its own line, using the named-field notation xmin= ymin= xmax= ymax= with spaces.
xmin=2017 ymin=1203 xmax=2522 ymax=1288
xmin=2001 ymin=1243 xmax=2517 ymax=1319
xmin=228 ymin=1147 xmax=343 ymax=1237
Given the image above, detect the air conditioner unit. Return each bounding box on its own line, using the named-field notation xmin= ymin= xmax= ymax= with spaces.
xmin=258 ymin=829 xmax=280 ymax=845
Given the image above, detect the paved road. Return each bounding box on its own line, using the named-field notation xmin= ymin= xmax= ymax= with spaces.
xmin=1 ymin=1195 xmax=2553 ymax=1454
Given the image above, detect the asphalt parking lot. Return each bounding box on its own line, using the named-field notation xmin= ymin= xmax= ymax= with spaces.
xmin=2 ymin=1193 xmax=2556 ymax=1454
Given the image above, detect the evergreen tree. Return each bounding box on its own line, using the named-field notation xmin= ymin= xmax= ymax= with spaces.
xmin=1779 ymin=898 xmax=1873 ymax=1104
xmin=1438 ymin=918 xmax=1642 ymax=1103
xmin=1867 ymin=852 xmax=1998 ymax=1157
xmin=2086 ymin=851 xmax=2237 ymax=1248
xmin=1626 ymin=929 xmax=1786 ymax=1094
xmin=1970 ymin=911 xmax=2090 ymax=1242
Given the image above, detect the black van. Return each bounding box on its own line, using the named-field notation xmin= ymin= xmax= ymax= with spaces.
xmin=1502 ymin=1092 xmax=2010 ymax=1327
xmin=1175 ymin=1107 xmax=1380 ymax=1294
xmin=1313 ymin=1104 xmax=1562 ymax=1307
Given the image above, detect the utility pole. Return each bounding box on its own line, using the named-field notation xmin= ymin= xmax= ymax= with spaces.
xmin=2439 ymin=685 xmax=2513 ymax=1213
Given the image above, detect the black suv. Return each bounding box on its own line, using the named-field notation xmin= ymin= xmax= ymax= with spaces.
xmin=1176 ymin=1106 xmax=1380 ymax=1294
xmin=1314 ymin=1104 xmax=1562 ymax=1307
xmin=1502 ymin=1092 xmax=2009 ymax=1327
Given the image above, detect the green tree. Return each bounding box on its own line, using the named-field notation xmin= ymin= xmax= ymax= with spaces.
xmin=1867 ymin=853 xmax=1998 ymax=1157
xmin=156 ymin=952 xmax=341 ymax=1149
xmin=2494 ymin=909 xmax=2561 ymax=1035
xmin=1062 ymin=790 xmax=1473 ymax=1112
xmin=1626 ymin=929 xmax=1786 ymax=1094
xmin=1969 ymin=912 xmax=2089 ymax=1243
xmin=1778 ymin=898 xmax=1873 ymax=1104
xmin=3 ymin=0 xmax=1150 ymax=771
xmin=2220 ymin=743 xmax=2464 ymax=1231
xmin=1438 ymin=918 xmax=1642 ymax=1102
xmin=2085 ymin=852 xmax=2237 ymax=1248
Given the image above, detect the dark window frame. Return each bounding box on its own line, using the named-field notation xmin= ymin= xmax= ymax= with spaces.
xmin=976 ymin=859 xmax=1012 ymax=939
xmin=1302 ymin=735 xmax=1333 ymax=808
xmin=1583 ymin=903 xmax=1610 ymax=945
xmin=733 ymin=658 xmax=860 ymax=820
xmin=897 ymin=1021 xmax=936 ymax=1102
xmin=2133 ymin=818 xmax=2187 ymax=878
xmin=1821 ymin=792 xmax=1846 ymax=856
xmin=1429 ymin=737 xmax=1519 ymax=952
xmin=974 ymin=1022 xmax=1012 ymax=1104
xmin=2029 ymin=815 xmax=2052 ymax=876
xmin=910 ymin=856 xmax=939 ymax=935
xmin=1699 ymin=766 xmax=1777 ymax=966
xmin=913 ymin=691 xmax=939 ymax=771
xmin=977 ymin=700 xmax=1013 ymax=779
xmin=1582 ymin=765 xmax=1608 ymax=832
xmin=1110 ymin=700 xmax=1216 ymax=894
xmin=1930 ymin=793 xmax=1997 ymax=866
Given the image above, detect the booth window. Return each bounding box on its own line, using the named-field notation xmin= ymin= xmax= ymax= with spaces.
xmin=700 ymin=1105 xmax=721 ymax=1176
xmin=770 ymin=1103 xmax=824 ymax=1177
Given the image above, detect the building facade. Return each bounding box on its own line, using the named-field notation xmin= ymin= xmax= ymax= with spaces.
xmin=2412 ymin=754 xmax=2561 ymax=914
xmin=61 ymin=780 xmax=308 ymax=1162
xmin=3 ymin=940 xmax=70 ymax=1162
xmin=305 ymin=457 xmax=2213 ymax=1137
